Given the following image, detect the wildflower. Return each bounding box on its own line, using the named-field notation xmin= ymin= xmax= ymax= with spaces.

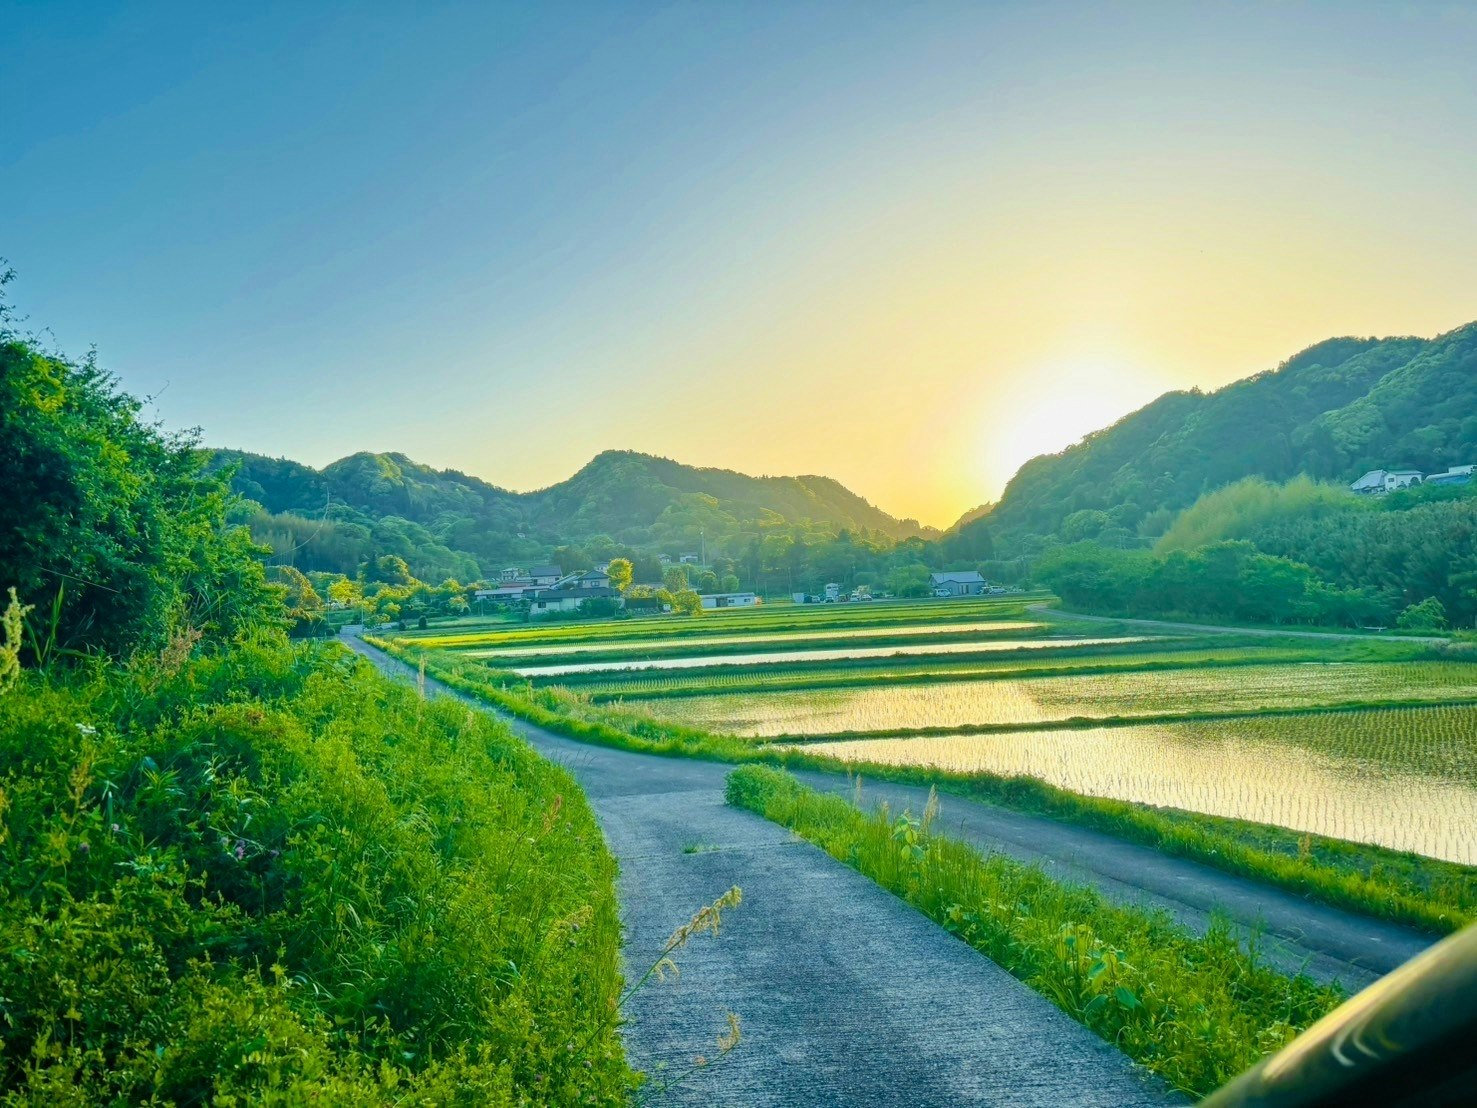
xmin=76 ymin=723 xmax=98 ymax=737
xmin=110 ymin=823 xmax=121 ymax=833
xmin=234 ymin=841 xmax=246 ymax=860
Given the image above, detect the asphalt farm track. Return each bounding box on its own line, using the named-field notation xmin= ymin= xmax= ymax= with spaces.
xmin=349 ymin=637 xmax=1435 ymax=1106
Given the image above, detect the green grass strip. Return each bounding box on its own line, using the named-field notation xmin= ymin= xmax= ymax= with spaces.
xmin=724 ymin=765 xmax=1340 ymax=1098
xmin=371 ymin=638 xmax=1475 ymax=935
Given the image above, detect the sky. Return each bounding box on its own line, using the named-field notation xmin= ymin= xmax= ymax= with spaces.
xmin=3 ymin=2 xmax=1476 ymax=527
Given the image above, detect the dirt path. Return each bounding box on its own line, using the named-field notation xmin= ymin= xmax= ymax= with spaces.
xmin=347 ymin=637 xmax=1176 ymax=1106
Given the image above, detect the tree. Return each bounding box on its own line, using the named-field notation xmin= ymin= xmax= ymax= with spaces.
xmin=697 ymin=570 xmax=719 ymax=593
xmin=670 ymin=588 xmax=703 ymax=616
xmin=0 ymin=311 xmax=279 ymax=658
xmin=606 ymin=557 xmax=634 ymax=592
xmin=663 ymin=566 xmax=689 ymax=593
xmin=363 ymin=554 xmax=414 ymax=586
xmin=885 ymin=563 xmax=933 ymax=598
xmin=1397 ymin=597 xmax=1448 ymax=631
xmin=720 ymin=573 xmax=741 ymax=593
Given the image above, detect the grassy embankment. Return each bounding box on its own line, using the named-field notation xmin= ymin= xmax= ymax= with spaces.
xmin=725 ymin=764 xmax=1341 ymax=1098
xmin=373 ymin=637 xmax=1475 ymax=935
xmin=0 ymin=638 xmax=633 ymax=1104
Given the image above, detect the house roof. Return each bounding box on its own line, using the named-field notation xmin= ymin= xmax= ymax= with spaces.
xmin=530 ymin=587 xmax=619 ymax=602
xmin=930 ymin=571 xmax=985 ymax=584
xmin=527 ymin=565 xmax=562 ymax=577
xmin=580 ymin=569 xmax=610 ymax=580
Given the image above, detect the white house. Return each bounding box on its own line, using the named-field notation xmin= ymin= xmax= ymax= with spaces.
xmin=526 ymin=565 xmax=564 ymax=586
xmin=576 ymin=568 xmax=611 ymax=590
xmin=527 ymin=587 xmax=621 ymax=617
xmin=930 ymin=570 xmax=986 ymax=597
xmin=699 ymin=591 xmax=760 ymax=609
xmin=475 ymin=583 xmax=536 ymax=603
xmin=1350 ymin=470 xmax=1423 ymax=495
xmin=499 ymin=566 xmax=524 ymax=581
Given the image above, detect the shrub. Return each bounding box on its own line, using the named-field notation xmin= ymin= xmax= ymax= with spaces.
xmin=0 ymin=642 xmax=631 ymax=1103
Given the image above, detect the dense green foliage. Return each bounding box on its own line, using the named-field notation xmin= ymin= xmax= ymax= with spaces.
xmin=725 ymin=766 xmax=1342 ymax=1097
xmin=1 ymin=290 xmax=633 ymax=1102
xmin=214 ymin=447 xmax=940 ymax=585
xmin=0 ymin=641 xmax=630 ymax=1104
xmin=382 ymin=636 xmax=1472 ymax=934
xmin=1040 ymin=475 xmax=1477 ymax=627
xmin=952 ymin=323 xmax=1477 ymax=555
xmin=0 ymin=324 xmax=279 ymax=659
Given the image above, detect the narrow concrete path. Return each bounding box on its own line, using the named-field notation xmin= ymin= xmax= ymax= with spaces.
xmin=347 ymin=637 xmax=1176 ymax=1106
xmin=788 ymin=772 xmax=1434 ymax=990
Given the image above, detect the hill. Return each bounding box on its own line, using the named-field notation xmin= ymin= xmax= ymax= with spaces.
xmin=211 ymin=447 xmax=936 ymax=580
xmin=951 ymin=321 xmax=1477 ymax=555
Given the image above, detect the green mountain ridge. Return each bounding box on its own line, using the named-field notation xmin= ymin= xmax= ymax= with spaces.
xmin=211 ymin=446 xmax=937 ymax=580
xmin=953 ymin=320 xmax=1477 ymax=554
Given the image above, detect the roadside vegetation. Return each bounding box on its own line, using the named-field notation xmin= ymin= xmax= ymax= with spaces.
xmin=725 ymin=765 xmax=1342 ymax=1098
xmin=378 ymin=638 xmax=1475 ymax=934
xmin=0 ymin=298 xmax=633 ymax=1102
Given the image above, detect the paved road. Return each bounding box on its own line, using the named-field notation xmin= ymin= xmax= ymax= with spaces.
xmin=1031 ymin=605 xmax=1448 ymax=645
xmin=347 ymin=637 xmax=1176 ymax=1106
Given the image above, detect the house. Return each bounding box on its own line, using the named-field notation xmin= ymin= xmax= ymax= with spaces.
xmin=474 ymin=583 xmax=536 ymax=603
xmin=1350 ymin=470 xmax=1423 ymax=495
xmin=1426 ymin=464 xmax=1475 ymax=487
xmin=679 ymin=552 xmax=701 ymax=565
xmin=526 ymin=565 xmax=564 ymax=586
xmin=499 ymin=566 xmax=524 ymax=582
xmin=576 ymin=568 xmax=611 ymax=590
xmin=526 ymin=587 xmax=621 ymax=617
xmin=930 ymin=570 xmax=986 ymax=597
xmin=699 ymin=591 xmax=760 ymax=609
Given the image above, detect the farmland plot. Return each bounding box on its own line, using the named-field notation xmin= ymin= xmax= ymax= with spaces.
xmin=629 ymin=662 xmax=1477 ymax=736
xmin=791 ymin=705 xmax=1477 ymax=862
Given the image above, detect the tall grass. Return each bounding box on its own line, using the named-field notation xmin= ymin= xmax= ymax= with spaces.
xmin=725 ymin=765 xmax=1342 ymax=1098
xmin=0 ymin=638 xmax=632 ymax=1103
xmin=377 ymin=638 xmax=1476 ymax=934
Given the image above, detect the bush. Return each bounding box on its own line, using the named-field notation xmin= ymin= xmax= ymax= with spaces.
xmin=0 ymin=641 xmax=631 ymax=1103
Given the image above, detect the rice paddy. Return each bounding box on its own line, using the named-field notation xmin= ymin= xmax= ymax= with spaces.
xmin=785 ymin=706 xmax=1477 ymax=863
xmin=395 ymin=597 xmax=1477 ymax=865
xmin=625 ymin=662 xmax=1477 ymax=736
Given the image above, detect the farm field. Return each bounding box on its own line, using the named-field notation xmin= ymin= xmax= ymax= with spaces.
xmin=506 ymin=635 xmax=1148 ymax=676
xmin=625 ymin=662 xmax=1477 ymax=736
xmin=392 ymin=600 xmax=1477 ymax=867
xmin=789 ymin=706 xmax=1477 ymax=863
xmin=466 ymin=618 xmax=1047 ymax=659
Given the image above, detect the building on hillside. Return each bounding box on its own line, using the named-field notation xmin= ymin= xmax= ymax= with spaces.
xmin=526 ymin=565 xmax=564 ymax=586
xmin=930 ymin=570 xmax=986 ymax=597
xmin=577 ymin=568 xmax=611 ymax=590
xmin=679 ymin=552 xmax=701 ymax=565
xmin=1350 ymin=470 xmax=1423 ymax=494
xmin=499 ymin=566 xmax=524 ymax=581
xmin=1425 ymin=464 xmax=1475 ymax=487
xmin=527 ymin=587 xmax=621 ymax=617
xmin=699 ymin=591 xmax=760 ymax=609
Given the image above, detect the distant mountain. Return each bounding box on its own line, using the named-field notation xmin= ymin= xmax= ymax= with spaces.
xmin=210 ymin=447 xmax=935 ymax=579
xmin=951 ymin=321 xmax=1477 ymax=555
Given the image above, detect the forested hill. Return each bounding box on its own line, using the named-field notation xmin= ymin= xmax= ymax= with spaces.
xmin=953 ymin=321 xmax=1477 ymax=555
xmin=211 ymin=447 xmax=936 ymax=579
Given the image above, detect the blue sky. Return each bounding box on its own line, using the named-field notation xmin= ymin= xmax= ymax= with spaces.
xmin=4 ymin=1 xmax=1476 ymax=523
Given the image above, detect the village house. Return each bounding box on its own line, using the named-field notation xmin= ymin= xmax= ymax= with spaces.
xmin=1350 ymin=470 xmax=1423 ymax=494
xmin=526 ymin=564 xmax=564 ymax=587
xmin=526 ymin=586 xmax=621 ymax=617
xmin=576 ymin=568 xmax=611 ymax=590
xmin=699 ymin=591 xmax=760 ymax=609
xmin=930 ymin=570 xmax=986 ymax=597
xmin=1425 ymin=464 xmax=1475 ymax=487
